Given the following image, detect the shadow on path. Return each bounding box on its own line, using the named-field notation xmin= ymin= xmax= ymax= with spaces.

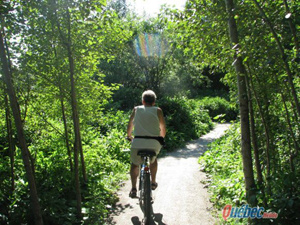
xmin=105 ymin=203 xmax=134 ymax=224
xmin=131 ymin=213 xmax=166 ymax=225
xmin=108 ymin=203 xmax=167 ymax=225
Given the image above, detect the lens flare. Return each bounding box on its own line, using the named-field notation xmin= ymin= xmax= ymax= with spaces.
xmin=134 ymin=33 xmax=169 ymax=57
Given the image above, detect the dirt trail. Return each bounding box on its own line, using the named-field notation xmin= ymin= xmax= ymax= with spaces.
xmin=107 ymin=123 xmax=230 ymax=225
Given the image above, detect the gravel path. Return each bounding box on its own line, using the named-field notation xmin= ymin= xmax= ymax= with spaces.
xmin=107 ymin=123 xmax=230 ymax=225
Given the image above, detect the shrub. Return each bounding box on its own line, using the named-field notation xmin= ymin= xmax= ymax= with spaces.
xmin=198 ymin=97 xmax=237 ymax=121
xmin=109 ymin=87 xmax=143 ymax=110
xmin=199 ymin=123 xmax=247 ymax=224
xmin=0 ymin=110 xmax=131 ymax=225
xmin=157 ymin=97 xmax=213 ymax=150
xmin=199 ymin=123 xmax=300 ymax=224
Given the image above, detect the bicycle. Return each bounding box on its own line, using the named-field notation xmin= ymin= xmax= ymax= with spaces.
xmin=126 ymin=136 xmax=164 ymax=224
xmin=137 ymin=149 xmax=156 ymax=225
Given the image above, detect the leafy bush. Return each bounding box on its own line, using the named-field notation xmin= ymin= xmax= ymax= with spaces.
xmin=198 ymin=97 xmax=237 ymax=122
xmin=157 ymin=97 xmax=214 ymax=150
xmin=81 ymin=127 xmax=130 ymax=224
xmin=200 ymin=123 xmax=300 ymax=224
xmin=199 ymin=124 xmax=249 ymax=224
xmin=0 ymin=110 xmax=131 ymax=225
xmin=200 ymin=124 xmax=245 ymax=200
xmin=109 ymin=87 xmax=143 ymax=110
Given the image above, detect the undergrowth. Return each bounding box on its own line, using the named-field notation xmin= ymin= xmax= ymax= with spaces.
xmin=199 ymin=123 xmax=300 ymax=225
xmin=199 ymin=123 xmax=248 ymax=224
xmin=197 ymin=96 xmax=237 ymax=122
xmin=0 ymin=96 xmax=235 ymax=224
xmin=157 ymin=97 xmax=214 ymax=150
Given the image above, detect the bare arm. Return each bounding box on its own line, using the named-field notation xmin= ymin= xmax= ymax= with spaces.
xmin=127 ymin=107 xmax=136 ymax=140
xmin=157 ymin=107 xmax=166 ymax=137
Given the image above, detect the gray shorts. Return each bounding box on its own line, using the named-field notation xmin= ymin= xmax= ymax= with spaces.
xmin=130 ymin=148 xmax=160 ymax=165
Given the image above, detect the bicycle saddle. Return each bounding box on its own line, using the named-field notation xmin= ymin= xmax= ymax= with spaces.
xmin=137 ymin=150 xmax=156 ymax=157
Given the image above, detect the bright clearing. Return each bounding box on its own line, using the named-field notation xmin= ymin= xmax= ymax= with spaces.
xmin=127 ymin=0 xmax=187 ymax=17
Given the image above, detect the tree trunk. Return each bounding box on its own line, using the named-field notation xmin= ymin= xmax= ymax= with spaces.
xmin=4 ymin=94 xmax=15 ymax=193
xmin=256 ymin=73 xmax=276 ymax=176
xmin=287 ymin=138 xmax=295 ymax=172
xmin=245 ymin=74 xmax=263 ymax=183
xmin=2 ymin=17 xmax=15 ymax=193
xmin=0 ymin=29 xmax=44 ymax=225
xmin=78 ymin=131 xmax=87 ymax=184
xmin=59 ymin=86 xmax=73 ymax=172
xmin=248 ymin=69 xmax=272 ymax=196
xmin=280 ymin=91 xmax=299 ymax=172
xmin=2 ymin=18 xmax=37 ymax=179
xmin=67 ymin=43 xmax=82 ymax=219
xmin=51 ymin=0 xmax=85 ymax=218
xmin=283 ymin=82 xmax=298 ymax=123
xmin=52 ymin=28 xmax=73 ymax=173
xmin=224 ymin=0 xmax=257 ymax=206
xmin=245 ymin=72 xmax=267 ymax=207
xmin=252 ymin=0 xmax=300 ymax=117
xmin=65 ymin=1 xmax=87 ymax=185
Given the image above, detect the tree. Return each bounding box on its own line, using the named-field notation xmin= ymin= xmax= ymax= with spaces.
xmin=224 ymin=0 xmax=256 ymax=206
xmin=49 ymin=0 xmax=84 ymax=217
xmin=252 ymin=0 xmax=299 ymax=117
xmin=0 ymin=21 xmax=44 ymax=225
xmin=4 ymin=93 xmax=15 ymax=193
xmin=173 ymin=0 xmax=299 ymax=220
xmin=16 ymin=0 xmax=127 ymax=219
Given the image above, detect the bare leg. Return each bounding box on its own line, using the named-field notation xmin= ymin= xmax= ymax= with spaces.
xmin=130 ymin=163 xmax=139 ymax=189
xmin=150 ymin=158 xmax=158 ymax=184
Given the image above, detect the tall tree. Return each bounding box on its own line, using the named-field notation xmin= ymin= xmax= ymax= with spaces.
xmin=4 ymin=93 xmax=15 ymax=193
xmin=59 ymin=85 xmax=73 ymax=172
xmin=0 ymin=24 xmax=44 ymax=225
xmin=252 ymin=0 xmax=300 ymax=117
xmin=224 ymin=0 xmax=256 ymax=206
xmin=50 ymin=0 xmax=84 ymax=218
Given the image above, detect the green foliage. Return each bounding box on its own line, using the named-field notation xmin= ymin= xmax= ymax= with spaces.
xmin=197 ymin=97 xmax=237 ymax=122
xmin=200 ymin=123 xmax=245 ymax=208
xmin=157 ymin=97 xmax=214 ymax=150
xmin=81 ymin=127 xmax=130 ymax=224
xmin=0 ymin=110 xmax=131 ymax=224
xmin=173 ymin=1 xmax=300 ymax=223
xmin=0 ymin=94 xmax=216 ymax=224
xmin=108 ymin=87 xmax=144 ymax=110
xmin=199 ymin=124 xmax=252 ymax=224
xmin=200 ymin=124 xmax=300 ymax=224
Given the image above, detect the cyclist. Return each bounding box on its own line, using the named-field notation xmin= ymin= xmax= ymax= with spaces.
xmin=126 ymin=90 xmax=166 ymax=198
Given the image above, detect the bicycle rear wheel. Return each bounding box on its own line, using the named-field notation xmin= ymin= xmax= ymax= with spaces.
xmin=143 ymin=172 xmax=153 ymax=225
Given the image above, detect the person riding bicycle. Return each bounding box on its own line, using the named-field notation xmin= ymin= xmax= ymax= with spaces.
xmin=127 ymin=90 xmax=166 ymax=198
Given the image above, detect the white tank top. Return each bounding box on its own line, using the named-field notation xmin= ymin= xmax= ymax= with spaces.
xmin=131 ymin=105 xmax=161 ymax=149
